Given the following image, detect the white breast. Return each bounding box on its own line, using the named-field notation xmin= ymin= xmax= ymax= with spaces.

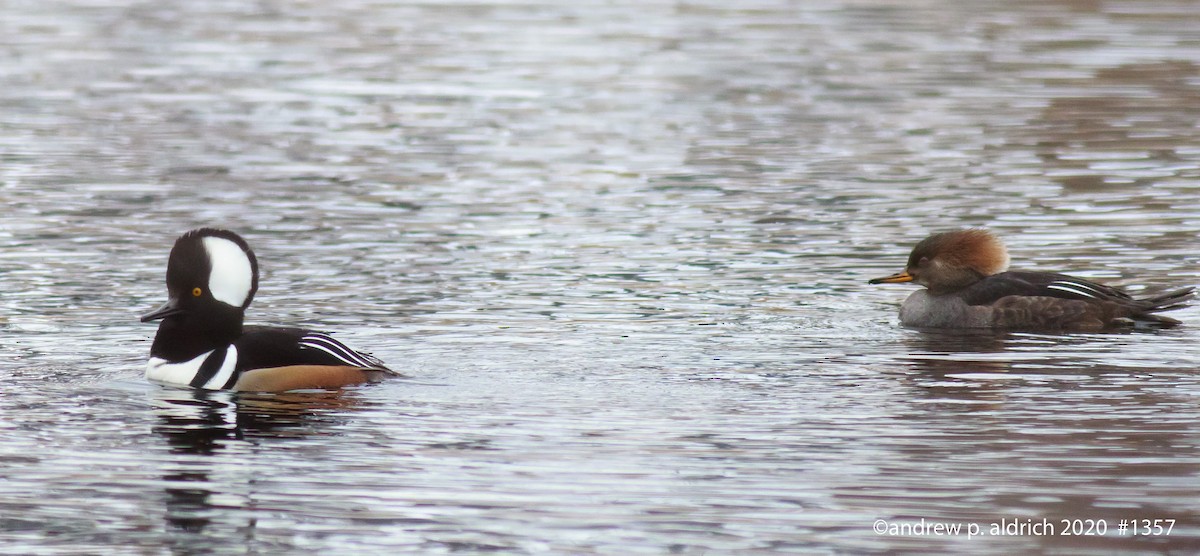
xmin=899 ymin=290 xmax=991 ymax=328
xmin=146 ymin=345 xmax=240 ymax=390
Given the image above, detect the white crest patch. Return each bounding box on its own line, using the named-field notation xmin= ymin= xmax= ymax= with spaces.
xmin=203 ymin=236 xmax=253 ymax=307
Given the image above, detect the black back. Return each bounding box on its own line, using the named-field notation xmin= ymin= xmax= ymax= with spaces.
xmin=235 ymin=326 xmax=392 ymax=373
xmin=959 ymin=271 xmax=1132 ymax=307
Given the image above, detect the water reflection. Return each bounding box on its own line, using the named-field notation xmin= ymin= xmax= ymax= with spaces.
xmin=841 ymin=328 xmax=1200 ymax=552
xmin=153 ymin=390 xmax=241 ymax=455
xmin=150 ymin=388 xmax=367 ymax=537
xmin=902 ymin=328 xmax=1014 ymax=367
xmin=152 ymin=388 xmax=362 ymax=447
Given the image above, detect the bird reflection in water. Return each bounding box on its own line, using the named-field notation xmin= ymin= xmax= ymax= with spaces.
xmin=150 ymin=388 xmax=364 ymax=534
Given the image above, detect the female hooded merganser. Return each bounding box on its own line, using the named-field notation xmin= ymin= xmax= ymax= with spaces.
xmin=869 ymin=229 xmax=1193 ymax=330
xmin=141 ymin=228 xmax=397 ymax=391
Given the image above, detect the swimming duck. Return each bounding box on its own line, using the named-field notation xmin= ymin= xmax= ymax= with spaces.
xmin=869 ymin=229 xmax=1193 ymax=330
xmin=141 ymin=228 xmax=398 ymax=391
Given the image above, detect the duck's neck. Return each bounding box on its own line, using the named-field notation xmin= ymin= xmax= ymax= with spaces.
xmin=149 ymin=314 xmax=243 ymax=362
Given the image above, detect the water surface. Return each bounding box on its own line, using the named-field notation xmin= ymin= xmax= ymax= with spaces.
xmin=3 ymin=0 xmax=1200 ymax=553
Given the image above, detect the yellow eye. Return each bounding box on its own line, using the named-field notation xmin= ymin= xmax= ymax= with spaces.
xmin=192 ymin=287 xmax=203 ymax=297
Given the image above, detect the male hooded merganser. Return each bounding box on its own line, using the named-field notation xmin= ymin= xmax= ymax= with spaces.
xmin=141 ymin=228 xmax=397 ymax=391
xmin=869 ymin=229 xmax=1194 ymax=330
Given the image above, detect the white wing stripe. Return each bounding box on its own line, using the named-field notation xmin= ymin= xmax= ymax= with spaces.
xmin=299 ymin=334 xmax=379 ymax=368
xmin=309 ymin=334 xmax=377 ymax=367
xmin=300 ymin=341 xmax=362 ymax=367
xmin=1047 ymin=283 xmax=1099 ymax=299
xmin=1052 ymin=279 xmax=1105 ymax=296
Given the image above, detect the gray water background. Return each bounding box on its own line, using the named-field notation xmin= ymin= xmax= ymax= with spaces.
xmin=3 ymin=0 xmax=1200 ymax=553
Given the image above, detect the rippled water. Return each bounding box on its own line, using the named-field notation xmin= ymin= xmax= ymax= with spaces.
xmin=3 ymin=0 xmax=1200 ymax=553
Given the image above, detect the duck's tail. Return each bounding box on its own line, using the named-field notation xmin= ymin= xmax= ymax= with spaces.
xmin=1140 ymin=287 xmax=1195 ymax=313
xmin=1129 ymin=287 xmax=1195 ymax=327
